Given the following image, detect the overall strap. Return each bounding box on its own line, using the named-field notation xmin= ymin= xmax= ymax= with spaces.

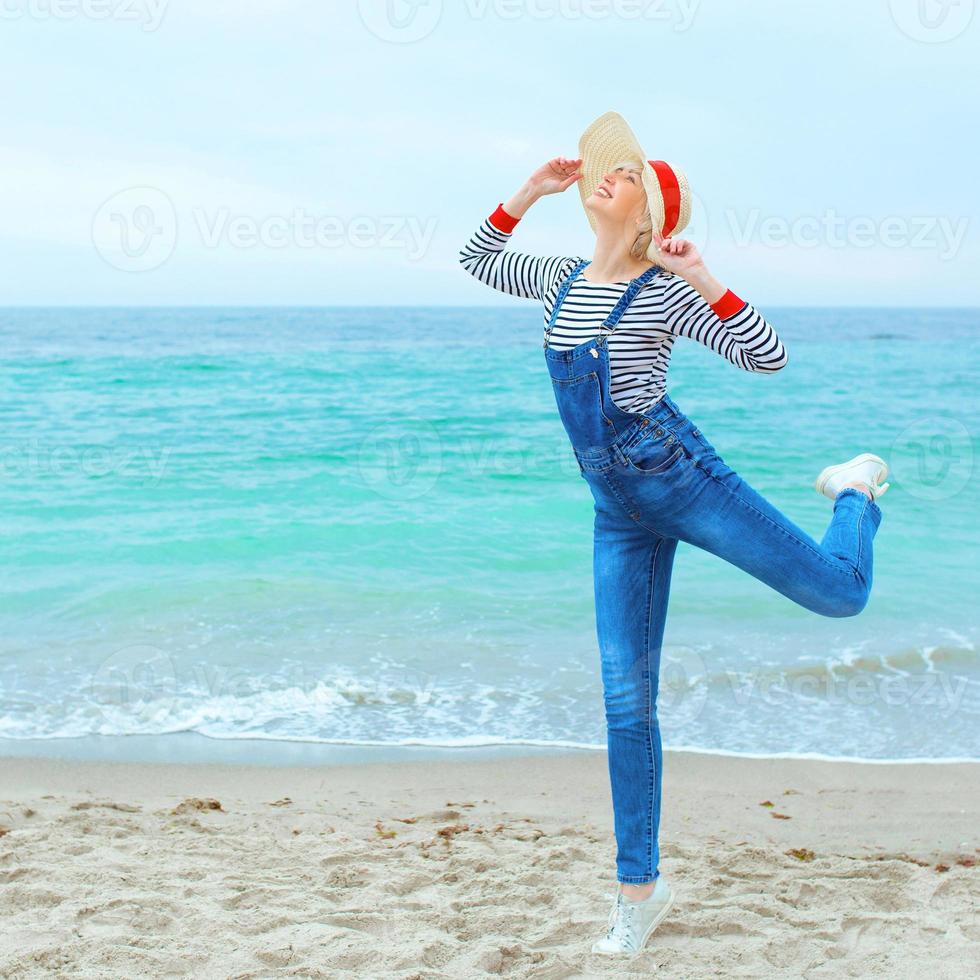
xmin=543 ymin=258 xmax=592 ymax=349
xmin=597 ymin=263 xmax=662 ymax=342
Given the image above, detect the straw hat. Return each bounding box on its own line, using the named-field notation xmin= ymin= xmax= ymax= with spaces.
xmin=577 ymin=110 xmax=692 ymax=262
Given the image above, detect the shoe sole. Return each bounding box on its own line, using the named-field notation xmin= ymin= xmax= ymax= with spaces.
xmin=814 ymin=453 xmax=888 ymax=500
xmin=591 ymin=886 xmax=675 ymax=957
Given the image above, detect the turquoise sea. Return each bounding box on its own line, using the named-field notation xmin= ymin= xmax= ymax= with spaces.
xmin=1 ymin=307 xmax=977 ymax=762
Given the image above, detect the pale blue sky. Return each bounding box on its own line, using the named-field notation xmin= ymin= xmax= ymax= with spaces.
xmin=1 ymin=0 xmax=977 ymax=305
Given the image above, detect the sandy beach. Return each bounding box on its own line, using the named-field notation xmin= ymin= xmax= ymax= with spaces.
xmin=0 ymin=749 xmax=976 ymax=978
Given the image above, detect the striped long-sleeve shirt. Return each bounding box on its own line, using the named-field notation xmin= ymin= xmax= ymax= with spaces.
xmin=459 ymin=203 xmax=788 ymax=414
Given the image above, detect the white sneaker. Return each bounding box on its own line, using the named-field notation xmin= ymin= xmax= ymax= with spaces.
xmin=590 ymin=877 xmax=674 ymax=955
xmin=814 ymin=452 xmax=890 ymax=502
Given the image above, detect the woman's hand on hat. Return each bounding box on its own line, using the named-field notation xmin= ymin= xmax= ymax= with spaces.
xmin=652 ymin=230 xmax=705 ymax=277
xmin=527 ymin=156 xmax=584 ymax=197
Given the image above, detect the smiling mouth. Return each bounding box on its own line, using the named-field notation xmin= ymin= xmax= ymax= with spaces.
xmin=595 ymin=187 xmax=612 ymax=199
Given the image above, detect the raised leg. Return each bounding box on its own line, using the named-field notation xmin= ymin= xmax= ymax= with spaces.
xmin=672 ymin=453 xmax=884 ymax=618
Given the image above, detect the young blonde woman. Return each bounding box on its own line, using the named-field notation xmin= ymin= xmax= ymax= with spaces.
xmin=458 ymin=111 xmax=889 ymax=956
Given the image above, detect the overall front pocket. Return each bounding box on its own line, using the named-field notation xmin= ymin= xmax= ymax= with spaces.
xmin=620 ymin=432 xmax=686 ymax=476
xmin=551 ymin=372 xmax=618 ymax=450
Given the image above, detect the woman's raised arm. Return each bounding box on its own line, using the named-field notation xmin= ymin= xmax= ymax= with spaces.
xmin=654 ymin=231 xmax=789 ymax=374
xmin=458 ymin=158 xmax=584 ymax=300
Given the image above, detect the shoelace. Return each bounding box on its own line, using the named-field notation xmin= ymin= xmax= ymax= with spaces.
xmin=862 ymin=462 xmax=890 ymax=499
xmin=602 ymin=892 xmax=638 ymax=950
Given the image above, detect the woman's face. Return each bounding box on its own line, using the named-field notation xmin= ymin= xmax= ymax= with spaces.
xmin=586 ymin=161 xmax=646 ymax=227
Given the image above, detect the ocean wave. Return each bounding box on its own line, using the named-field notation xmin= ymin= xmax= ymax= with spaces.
xmin=700 ymin=644 xmax=978 ymax=689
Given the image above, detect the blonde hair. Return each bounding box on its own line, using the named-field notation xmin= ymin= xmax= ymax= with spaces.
xmin=611 ymin=159 xmax=654 ymax=262
xmin=631 ymin=207 xmax=654 ymax=262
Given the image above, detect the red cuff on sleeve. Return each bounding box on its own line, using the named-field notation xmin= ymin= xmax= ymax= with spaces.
xmin=710 ymin=289 xmax=747 ymax=320
xmin=488 ymin=203 xmax=520 ymax=234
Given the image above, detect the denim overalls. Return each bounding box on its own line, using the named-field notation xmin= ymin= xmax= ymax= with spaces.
xmin=543 ymin=258 xmax=695 ymax=487
xmin=544 ymin=258 xmax=663 ymax=453
xmin=541 ymin=257 xmax=884 ymax=885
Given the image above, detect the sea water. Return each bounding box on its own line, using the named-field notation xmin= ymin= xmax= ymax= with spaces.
xmin=0 ymin=306 xmax=977 ymax=762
